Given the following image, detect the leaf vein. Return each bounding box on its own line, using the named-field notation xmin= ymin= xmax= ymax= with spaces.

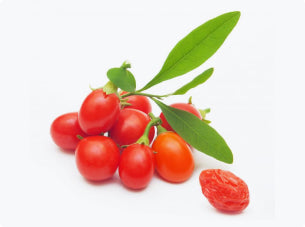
xmin=157 ymin=13 xmax=238 ymax=80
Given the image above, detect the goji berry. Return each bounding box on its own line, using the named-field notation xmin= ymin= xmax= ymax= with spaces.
xmin=199 ymin=169 xmax=249 ymax=212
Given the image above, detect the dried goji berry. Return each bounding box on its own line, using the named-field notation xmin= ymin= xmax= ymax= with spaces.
xmin=199 ymin=169 xmax=250 ymax=212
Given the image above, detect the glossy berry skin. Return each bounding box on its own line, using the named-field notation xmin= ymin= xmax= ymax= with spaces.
xmin=50 ymin=112 xmax=87 ymax=151
xmin=199 ymin=169 xmax=250 ymax=212
xmin=152 ymin=131 xmax=194 ymax=183
xmin=75 ymin=136 xmax=120 ymax=181
xmin=78 ymin=89 xmax=120 ymax=135
xmin=119 ymin=144 xmax=154 ymax=190
xmin=121 ymin=91 xmax=152 ymax=114
xmin=109 ymin=109 xmax=155 ymax=146
xmin=160 ymin=103 xmax=202 ymax=132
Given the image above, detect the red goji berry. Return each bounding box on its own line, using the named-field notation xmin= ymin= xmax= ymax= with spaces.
xmin=199 ymin=169 xmax=250 ymax=212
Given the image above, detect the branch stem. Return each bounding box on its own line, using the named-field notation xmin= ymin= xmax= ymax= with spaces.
xmin=121 ymin=91 xmax=170 ymax=99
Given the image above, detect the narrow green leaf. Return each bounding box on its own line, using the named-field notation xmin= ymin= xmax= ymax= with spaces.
xmin=172 ymin=68 xmax=214 ymax=95
xmin=139 ymin=11 xmax=240 ymax=91
xmin=107 ymin=68 xmax=136 ymax=92
xmin=153 ymin=99 xmax=233 ymax=164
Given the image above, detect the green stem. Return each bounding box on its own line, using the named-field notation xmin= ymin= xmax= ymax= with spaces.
xmin=121 ymin=91 xmax=170 ymax=99
xmin=157 ymin=125 xmax=167 ymax=135
xmin=136 ymin=113 xmax=162 ymax=146
xmin=188 ymin=96 xmax=193 ymax=104
xmin=121 ymin=60 xmax=131 ymax=69
xmin=149 ymin=112 xmax=168 ymax=135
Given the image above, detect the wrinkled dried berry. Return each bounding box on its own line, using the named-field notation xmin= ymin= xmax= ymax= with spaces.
xmin=199 ymin=169 xmax=249 ymax=212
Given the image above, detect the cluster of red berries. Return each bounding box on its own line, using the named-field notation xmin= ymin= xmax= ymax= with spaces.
xmin=50 ymin=88 xmax=249 ymax=212
xmin=50 ymin=89 xmax=198 ymax=187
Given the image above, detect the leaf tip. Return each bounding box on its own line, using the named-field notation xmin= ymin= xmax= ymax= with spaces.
xmin=232 ymin=11 xmax=241 ymax=19
xmin=225 ymin=152 xmax=234 ymax=164
xmin=229 ymin=10 xmax=240 ymax=15
xmin=228 ymin=157 xmax=234 ymax=164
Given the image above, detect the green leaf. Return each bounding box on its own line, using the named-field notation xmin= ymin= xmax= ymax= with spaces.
xmin=139 ymin=11 xmax=240 ymax=91
xmin=107 ymin=67 xmax=136 ymax=92
xmin=172 ymin=68 xmax=214 ymax=95
xmin=153 ymin=99 xmax=233 ymax=164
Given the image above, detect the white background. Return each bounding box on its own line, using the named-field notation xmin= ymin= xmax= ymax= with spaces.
xmin=0 ymin=0 xmax=304 ymax=227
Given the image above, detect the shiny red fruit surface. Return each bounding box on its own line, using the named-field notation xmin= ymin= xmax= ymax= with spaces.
xmin=119 ymin=144 xmax=154 ymax=190
xmin=109 ymin=109 xmax=155 ymax=146
xmin=75 ymin=136 xmax=120 ymax=181
xmin=78 ymin=89 xmax=120 ymax=135
xmin=50 ymin=112 xmax=87 ymax=151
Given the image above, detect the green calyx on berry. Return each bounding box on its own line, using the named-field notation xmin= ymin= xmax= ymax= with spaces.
xmin=89 ymin=84 xmax=103 ymax=91
xmin=76 ymin=135 xmax=84 ymax=140
xmin=199 ymin=108 xmax=211 ymax=124
xmin=120 ymin=98 xmax=132 ymax=108
xmin=187 ymin=96 xmax=211 ymax=124
xmin=103 ymin=81 xmax=118 ymax=95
